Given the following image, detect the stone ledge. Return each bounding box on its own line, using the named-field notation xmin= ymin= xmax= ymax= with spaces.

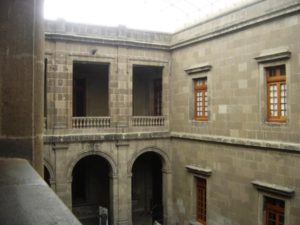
xmin=185 ymin=63 xmax=212 ymax=74
xmin=186 ymin=165 xmax=212 ymax=177
xmin=44 ymin=131 xmax=170 ymax=144
xmin=44 ymin=131 xmax=300 ymax=154
xmin=0 ymin=158 xmax=81 ymax=225
xmin=171 ymin=2 xmax=300 ymax=49
xmin=254 ymin=47 xmax=291 ymax=63
xmin=171 ymin=132 xmax=300 ymax=153
xmin=45 ymin=32 xmax=170 ymax=50
xmin=252 ymin=180 xmax=295 ymax=197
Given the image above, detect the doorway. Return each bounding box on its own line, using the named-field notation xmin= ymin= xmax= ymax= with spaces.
xmin=132 ymin=152 xmax=163 ymax=225
xmin=72 ymin=155 xmax=112 ymax=225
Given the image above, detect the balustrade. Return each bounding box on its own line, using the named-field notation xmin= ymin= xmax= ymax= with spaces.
xmin=132 ymin=116 xmax=165 ymax=127
xmin=72 ymin=117 xmax=111 ymax=129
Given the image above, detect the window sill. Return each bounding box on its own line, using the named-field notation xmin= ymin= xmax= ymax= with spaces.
xmin=194 ymin=119 xmax=208 ymax=122
xmin=267 ymin=119 xmax=287 ymax=123
xmin=264 ymin=120 xmax=288 ymax=127
xmin=192 ymin=118 xmax=209 ymax=123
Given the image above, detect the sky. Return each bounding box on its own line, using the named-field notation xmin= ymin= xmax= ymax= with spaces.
xmin=44 ymin=0 xmax=254 ymax=33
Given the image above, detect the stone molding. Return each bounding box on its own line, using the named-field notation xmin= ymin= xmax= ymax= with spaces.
xmin=44 ymin=131 xmax=300 ymax=154
xmin=254 ymin=48 xmax=291 ymax=63
xmin=252 ymin=180 xmax=295 ymax=197
xmin=45 ymin=32 xmax=170 ymax=50
xmin=185 ymin=63 xmax=212 ymax=75
xmin=171 ymin=2 xmax=300 ymax=49
xmin=186 ymin=165 xmax=212 ymax=177
xmin=171 ymin=132 xmax=300 ymax=153
xmin=44 ymin=2 xmax=300 ymax=52
xmin=44 ymin=132 xmax=170 ymax=143
xmin=52 ymin=143 xmax=68 ymax=151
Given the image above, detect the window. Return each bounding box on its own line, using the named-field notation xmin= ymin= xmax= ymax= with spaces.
xmin=266 ymin=65 xmax=287 ymax=122
xmin=196 ymin=178 xmax=207 ymax=224
xmin=194 ymin=78 xmax=208 ymax=121
xmin=264 ymin=196 xmax=285 ymax=225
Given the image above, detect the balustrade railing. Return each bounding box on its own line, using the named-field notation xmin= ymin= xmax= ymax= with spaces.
xmin=72 ymin=117 xmax=111 ymax=129
xmin=132 ymin=116 xmax=165 ymax=127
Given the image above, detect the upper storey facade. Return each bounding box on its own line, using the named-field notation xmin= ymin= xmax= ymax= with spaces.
xmin=170 ymin=0 xmax=300 ymax=147
xmin=44 ymin=20 xmax=172 ymax=136
xmin=44 ymin=0 xmax=300 ymax=147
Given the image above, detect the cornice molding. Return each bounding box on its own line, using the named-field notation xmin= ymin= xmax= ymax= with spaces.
xmin=252 ymin=180 xmax=295 ymax=197
xmin=44 ymin=3 xmax=300 ymax=52
xmin=171 ymin=2 xmax=300 ymax=50
xmin=185 ymin=63 xmax=212 ymax=75
xmin=254 ymin=48 xmax=291 ymax=63
xmin=45 ymin=32 xmax=170 ymax=51
xmin=171 ymin=132 xmax=300 ymax=153
xmin=186 ymin=165 xmax=212 ymax=177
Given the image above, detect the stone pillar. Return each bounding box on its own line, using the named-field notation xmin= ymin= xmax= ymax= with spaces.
xmin=110 ymin=174 xmax=119 ymax=225
xmin=116 ymin=144 xmax=131 ymax=225
xmin=163 ymin=169 xmax=173 ymax=225
xmin=53 ymin=144 xmax=72 ymax=208
xmin=0 ymin=0 xmax=44 ymax=175
xmin=116 ymin=45 xmax=130 ymax=127
xmin=127 ymin=174 xmax=133 ymax=225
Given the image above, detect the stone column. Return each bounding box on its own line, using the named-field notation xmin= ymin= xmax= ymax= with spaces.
xmin=0 ymin=0 xmax=44 ymax=175
xmin=53 ymin=144 xmax=72 ymax=208
xmin=127 ymin=174 xmax=133 ymax=225
xmin=116 ymin=143 xmax=131 ymax=225
xmin=163 ymin=169 xmax=173 ymax=225
xmin=110 ymin=174 xmax=119 ymax=225
xmin=116 ymin=45 xmax=130 ymax=127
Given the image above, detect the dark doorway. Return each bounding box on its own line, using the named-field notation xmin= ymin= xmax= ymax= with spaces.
xmin=132 ymin=152 xmax=163 ymax=225
xmin=72 ymin=155 xmax=111 ymax=225
xmin=133 ymin=66 xmax=163 ymax=116
xmin=73 ymin=78 xmax=86 ymax=116
xmin=73 ymin=62 xmax=109 ymax=117
xmin=44 ymin=166 xmax=51 ymax=186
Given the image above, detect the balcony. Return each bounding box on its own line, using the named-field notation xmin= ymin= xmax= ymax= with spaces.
xmin=131 ymin=116 xmax=165 ymax=127
xmin=72 ymin=116 xmax=111 ymax=129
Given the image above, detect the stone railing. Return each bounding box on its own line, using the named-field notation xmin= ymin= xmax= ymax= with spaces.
xmin=0 ymin=158 xmax=81 ymax=225
xmin=132 ymin=116 xmax=165 ymax=127
xmin=72 ymin=117 xmax=111 ymax=129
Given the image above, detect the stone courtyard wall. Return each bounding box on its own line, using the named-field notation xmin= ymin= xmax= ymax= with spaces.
xmin=43 ymin=0 xmax=300 ymax=225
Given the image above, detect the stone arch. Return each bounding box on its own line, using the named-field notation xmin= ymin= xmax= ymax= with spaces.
xmin=43 ymin=159 xmax=55 ymax=182
xmin=128 ymin=146 xmax=171 ymax=175
xmin=67 ymin=151 xmax=117 ymax=181
xmin=129 ymin=146 xmax=171 ymax=225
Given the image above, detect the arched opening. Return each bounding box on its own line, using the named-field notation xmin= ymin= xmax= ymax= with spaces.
xmin=132 ymin=152 xmax=163 ymax=225
xmin=44 ymin=166 xmax=51 ymax=186
xmin=72 ymin=155 xmax=112 ymax=225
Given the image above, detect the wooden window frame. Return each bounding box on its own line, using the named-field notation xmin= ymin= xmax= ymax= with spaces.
xmin=194 ymin=78 xmax=208 ymax=121
xmin=264 ymin=196 xmax=285 ymax=225
xmin=266 ymin=65 xmax=287 ymax=123
xmin=196 ymin=178 xmax=207 ymax=225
